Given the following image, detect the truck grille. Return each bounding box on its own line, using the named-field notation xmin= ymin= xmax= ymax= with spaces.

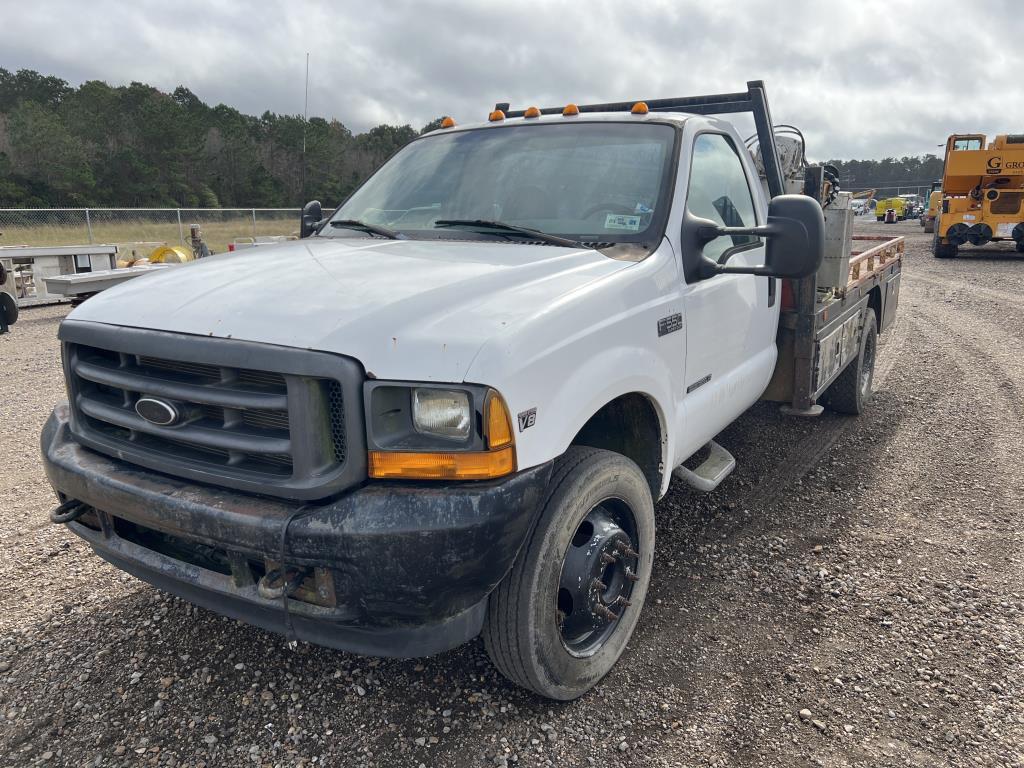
xmin=60 ymin=323 xmax=366 ymax=500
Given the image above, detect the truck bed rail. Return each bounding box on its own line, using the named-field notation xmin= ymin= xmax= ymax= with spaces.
xmin=847 ymin=235 xmax=904 ymax=291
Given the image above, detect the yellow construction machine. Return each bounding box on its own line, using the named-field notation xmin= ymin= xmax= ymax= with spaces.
xmin=920 ymin=181 xmax=942 ymax=233
xmin=933 ymin=134 xmax=1024 ymax=258
xmin=875 ymin=197 xmax=907 ymax=222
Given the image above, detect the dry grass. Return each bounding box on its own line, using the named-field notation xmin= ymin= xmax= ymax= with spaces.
xmin=0 ymin=218 xmax=300 ymax=256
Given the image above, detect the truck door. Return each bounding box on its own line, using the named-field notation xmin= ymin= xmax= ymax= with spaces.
xmin=679 ymin=132 xmax=778 ymax=443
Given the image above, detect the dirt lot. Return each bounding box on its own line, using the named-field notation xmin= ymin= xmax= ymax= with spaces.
xmin=1 ymin=220 xmax=1022 ymax=768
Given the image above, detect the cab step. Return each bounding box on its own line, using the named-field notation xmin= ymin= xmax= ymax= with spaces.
xmin=672 ymin=440 xmax=736 ymax=492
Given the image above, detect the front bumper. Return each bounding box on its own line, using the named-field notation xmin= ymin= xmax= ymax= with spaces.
xmin=41 ymin=404 xmax=552 ymax=657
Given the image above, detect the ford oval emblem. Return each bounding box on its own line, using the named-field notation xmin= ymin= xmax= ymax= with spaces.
xmin=135 ymin=397 xmax=180 ymax=427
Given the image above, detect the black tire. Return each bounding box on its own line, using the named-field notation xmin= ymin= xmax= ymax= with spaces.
xmin=822 ymin=308 xmax=878 ymax=415
xmin=0 ymin=292 xmax=17 ymax=327
xmin=923 ymin=218 xmax=935 ymax=234
xmin=1016 ymin=240 xmax=1024 ymax=254
xmin=932 ymin=230 xmax=957 ymax=258
xmin=483 ymin=446 xmax=654 ymax=700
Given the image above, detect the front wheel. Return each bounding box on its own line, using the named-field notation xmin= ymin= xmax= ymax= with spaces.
xmin=483 ymin=447 xmax=654 ymax=700
xmin=933 ymin=230 xmax=957 ymax=258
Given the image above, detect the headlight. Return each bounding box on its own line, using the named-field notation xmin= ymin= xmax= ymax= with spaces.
xmin=413 ymin=388 xmax=471 ymax=440
xmin=364 ymin=382 xmax=516 ymax=480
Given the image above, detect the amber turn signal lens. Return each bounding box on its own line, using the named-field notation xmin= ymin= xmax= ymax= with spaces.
xmin=440 ymin=116 xmax=456 ymax=128
xmin=631 ymin=101 xmax=649 ymax=115
xmin=524 ymin=106 xmax=541 ymax=118
xmin=488 ymin=109 xmax=506 ymax=122
xmin=485 ymin=390 xmax=514 ymax=450
xmin=562 ymin=103 xmax=580 ymax=116
xmin=368 ymin=390 xmax=517 ymax=480
xmin=368 ymin=447 xmax=515 ymax=480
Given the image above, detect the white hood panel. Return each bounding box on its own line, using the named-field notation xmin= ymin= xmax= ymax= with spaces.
xmin=70 ymin=237 xmax=629 ymax=382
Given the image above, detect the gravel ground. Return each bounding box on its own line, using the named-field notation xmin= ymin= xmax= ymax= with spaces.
xmin=1 ymin=220 xmax=1022 ymax=767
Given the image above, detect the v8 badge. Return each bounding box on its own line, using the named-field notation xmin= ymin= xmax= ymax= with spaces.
xmin=517 ymin=407 xmax=537 ymax=432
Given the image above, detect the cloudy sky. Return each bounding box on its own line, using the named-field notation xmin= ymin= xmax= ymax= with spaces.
xmin=2 ymin=0 xmax=1021 ymax=160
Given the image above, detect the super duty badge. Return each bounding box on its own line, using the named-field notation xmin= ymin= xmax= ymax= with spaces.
xmin=658 ymin=313 xmax=683 ymax=337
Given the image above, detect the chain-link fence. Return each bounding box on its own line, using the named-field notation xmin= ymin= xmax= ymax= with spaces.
xmin=0 ymin=208 xmax=317 ymax=255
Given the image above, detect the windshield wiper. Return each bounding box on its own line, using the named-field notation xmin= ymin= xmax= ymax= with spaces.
xmin=329 ymin=219 xmax=404 ymax=240
xmin=434 ymin=219 xmax=580 ymax=247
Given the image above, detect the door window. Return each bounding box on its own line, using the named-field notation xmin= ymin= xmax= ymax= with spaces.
xmin=686 ymin=134 xmax=759 ymax=262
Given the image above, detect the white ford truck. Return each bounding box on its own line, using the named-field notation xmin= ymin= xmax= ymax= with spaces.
xmin=42 ymin=82 xmax=902 ymax=700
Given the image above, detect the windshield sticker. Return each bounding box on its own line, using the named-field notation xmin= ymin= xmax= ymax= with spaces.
xmin=605 ymin=214 xmax=642 ymax=231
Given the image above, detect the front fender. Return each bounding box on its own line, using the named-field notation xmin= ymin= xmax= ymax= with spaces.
xmin=523 ymin=346 xmax=674 ymax=486
xmin=464 ymin=248 xmax=684 ymax=496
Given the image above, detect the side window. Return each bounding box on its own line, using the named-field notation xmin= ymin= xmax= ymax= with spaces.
xmin=686 ymin=134 xmax=759 ymax=262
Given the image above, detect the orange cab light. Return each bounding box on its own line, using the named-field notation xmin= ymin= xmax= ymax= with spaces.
xmin=562 ymin=103 xmax=580 ymax=116
xmin=440 ymin=116 xmax=456 ymax=128
xmin=486 ymin=390 xmax=515 ymax=450
xmin=524 ymin=106 xmax=541 ymax=118
xmin=631 ymin=101 xmax=649 ymax=115
xmin=368 ymin=447 xmax=515 ymax=480
xmin=488 ymin=109 xmax=506 ymax=122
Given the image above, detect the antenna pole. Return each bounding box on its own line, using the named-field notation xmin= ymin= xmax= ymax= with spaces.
xmin=301 ymin=52 xmax=309 ymax=202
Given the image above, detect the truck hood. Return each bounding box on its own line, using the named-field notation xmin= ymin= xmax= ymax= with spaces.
xmin=69 ymin=237 xmax=630 ymax=382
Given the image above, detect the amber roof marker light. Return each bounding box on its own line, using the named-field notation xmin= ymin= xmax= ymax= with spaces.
xmin=524 ymin=106 xmax=541 ymax=119
xmin=488 ymin=109 xmax=506 ymax=122
xmin=631 ymin=101 xmax=649 ymax=115
xmin=440 ymin=116 xmax=456 ymax=128
xmin=562 ymin=103 xmax=580 ymax=116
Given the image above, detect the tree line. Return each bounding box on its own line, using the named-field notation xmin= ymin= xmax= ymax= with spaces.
xmin=0 ymin=68 xmax=946 ymax=208
xmin=826 ymin=154 xmax=944 ymax=194
xmin=0 ymin=68 xmax=444 ymax=208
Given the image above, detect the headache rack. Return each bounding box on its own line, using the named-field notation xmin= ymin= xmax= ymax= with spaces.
xmin=496 ymin=79 xmax=787 ymax=198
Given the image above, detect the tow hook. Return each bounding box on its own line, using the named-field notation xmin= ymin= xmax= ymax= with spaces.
xmin=257 ymin=567 xmax=310 ymax=600
xmin=50 ymin=499 xmax=91 ymax=524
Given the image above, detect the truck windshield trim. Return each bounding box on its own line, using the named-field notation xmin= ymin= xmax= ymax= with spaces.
xmin=323 ymin=121 xmax=681 ymax=253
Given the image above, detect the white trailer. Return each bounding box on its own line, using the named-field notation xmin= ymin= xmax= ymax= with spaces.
xmin=0 ymin=244 xmax=118 ymax=306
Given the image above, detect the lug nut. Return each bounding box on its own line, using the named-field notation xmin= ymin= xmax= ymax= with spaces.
xmin=600 ymin=552 xmax=618 ymax=565
xmin=593 ymin=604 xmax=619 ymax=621
xmin=615 ymin=541 xmax=640 ymax=558
xmin=590 ymin=578 xmax=608 ymax=592
xmin=624 ymin=568 xmax=640 ymax=583
xmin=612 ymin=595 xmax=632 ymax=608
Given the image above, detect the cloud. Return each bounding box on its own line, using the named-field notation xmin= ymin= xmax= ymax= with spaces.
xmin=1 ymin=0 xmax=1020 ymax=159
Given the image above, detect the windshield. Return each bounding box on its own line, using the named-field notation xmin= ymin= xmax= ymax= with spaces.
xmin=325 ymin=122 xmax=677 ymax=244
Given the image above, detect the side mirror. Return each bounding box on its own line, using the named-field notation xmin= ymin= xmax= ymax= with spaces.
xmin=300 ymin=200 xmax=323 ymax=239
xmin=683 ymin=194 xmax=824 ymax=281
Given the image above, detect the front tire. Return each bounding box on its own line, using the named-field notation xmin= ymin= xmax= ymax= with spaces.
xmin=483 ymin=447 xmax=655 ymax=700
xmin=822 ymin=308 xmax=878 ymax=415
xmin=933 ymin=230 xmax=957 ymax=258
